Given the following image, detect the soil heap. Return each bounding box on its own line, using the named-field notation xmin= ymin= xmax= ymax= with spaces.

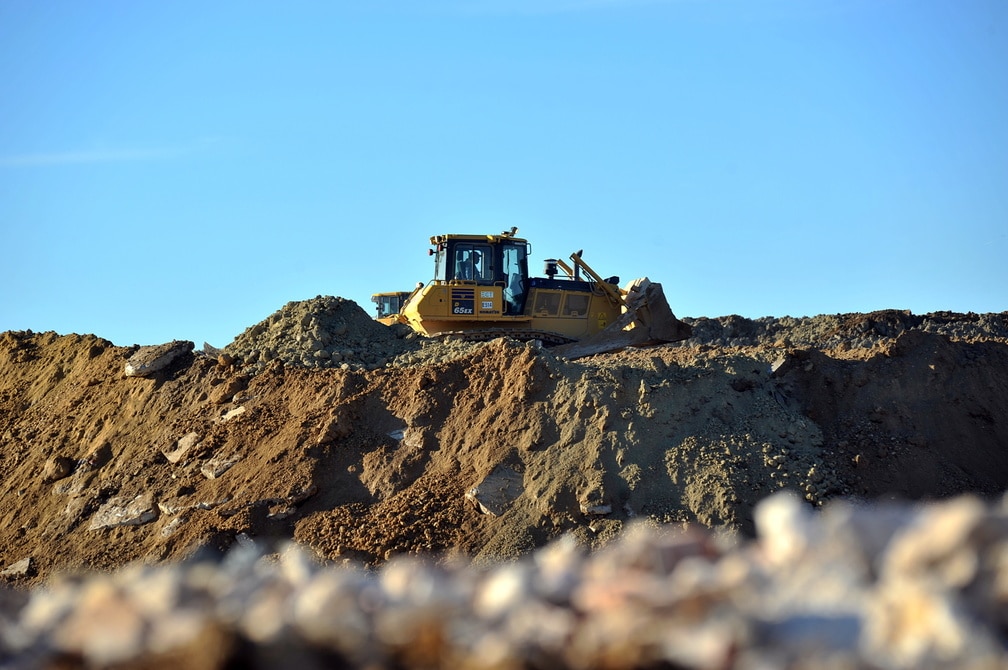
xmin=1 ymin=299 xmax=1007 ymax=667
xmin=223 ymin=295 xmax=420 ymax=373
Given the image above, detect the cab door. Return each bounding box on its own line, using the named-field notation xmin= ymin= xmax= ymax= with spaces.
xmin=502 ymin=243 xmax=528 ymax=315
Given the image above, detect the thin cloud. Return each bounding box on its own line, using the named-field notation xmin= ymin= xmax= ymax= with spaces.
xmin=0 ymin=138 xmax=227 ymax=168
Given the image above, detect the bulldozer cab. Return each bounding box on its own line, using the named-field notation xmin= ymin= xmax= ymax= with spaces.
xmin=371 ymin=291 xmax=411 ymax=325
xmin=432 ymin=233 xmax=530 ymax=316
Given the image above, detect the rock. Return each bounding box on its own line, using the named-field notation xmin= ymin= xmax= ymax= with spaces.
xmin=881 ymin=495 xmax=986 ymax=585
xmin=157 ymin=499 xmax=186 ymax=515
xmin=201 ymin=458 xmax=235 ymax=480
xmin=317 ymin=409 xmax=352 ymax=444
xmin=195 ymin=498 xmax=230 ymax=510
xmin=159 ymin=516 xmax=186 ymax=538
xmin=579 ymin=502 xmax=612 ymax=516
xmin=466 ymin=463 xmax=524 ymax=517
xmin=88 ymin=493 xmax=158 ymax=530
xmin=770 ymin=353 xmax=797 ymax=378
xmin=8 ymin=494 xmax=1008 ymax=667
xmin=52 ymin=470 xmax=89 ymax=495
xmin=1 ymin=557 xmax=34 ymax=579
xmin=124 ymin=341 xmax=193 ymax=377
xmin=162 ymin=432 xmax=200 ymax=464
xmin=401 ymin=427 xmax=426 ymax=450
xmin=220 ymin=406 xmax=246 ymax=422
xmin=42 ymin=455 xmax=74 ymax=482
xmin=210 ymin=376 xmax=247 ymax=405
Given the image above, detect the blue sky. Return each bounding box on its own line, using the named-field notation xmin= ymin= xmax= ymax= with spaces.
xmin=2 ymin=0 xmax=1005 ymax=348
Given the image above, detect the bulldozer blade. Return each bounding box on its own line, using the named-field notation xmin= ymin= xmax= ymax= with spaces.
xmin=552 ymin=279 xmax=692 ymax=359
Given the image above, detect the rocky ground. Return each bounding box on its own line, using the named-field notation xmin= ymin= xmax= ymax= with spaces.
xmin=1 ymin=297 xmax=1007 ymax=668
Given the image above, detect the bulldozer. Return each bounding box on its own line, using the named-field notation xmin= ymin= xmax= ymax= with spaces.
xmin=372 ymin=228 xmax=692 ymax=358
xmin=371 ymin=291 xmax=412 ymax=326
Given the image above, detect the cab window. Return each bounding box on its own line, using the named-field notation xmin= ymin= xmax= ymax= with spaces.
xmin=452 ymin=243 xmax=493 ymax=283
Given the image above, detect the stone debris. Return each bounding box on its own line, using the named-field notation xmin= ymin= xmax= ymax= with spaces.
xmin=52 ymin=470 xmax=90 ymax=496
xmin=220 ymin=406 xmax=245 ymax=422
xmin=579 ymin=502 xmax=612 ymax=516
xmin=41 ymin=455 xmax=73 ymax=483
xmin=210 ymin=376 xmax=247 ymax=405
xmin=87 ymin=493 xmax=158 ymax=531
xmin=162 ymin=431 xmax=200 ymax=464
xmin=123 ymin=340 xmax=193 ymax=377
xmin=466 ymin=463 xmax=524 ymax=516
xmin=224 ymin=295 xmax=417 ymax=374
xmin=4 ymin=492 xmax=1008 ymax=669
xmin=159 ymin=516 xmax=186 ymax=538
xmin=200 ymin=457 xmax=235 ymax=480
xmin=684 ymin=310 xmax=1008 ymax=349
xmin=1 ymin=557 xmax=33 ymax=580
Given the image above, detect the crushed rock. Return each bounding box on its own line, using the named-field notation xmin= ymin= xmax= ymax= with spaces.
xmin=684 ymin=310 xmax=1008 ymax=351
xmin=3 ymin=492 xmax=1008 ymax=668
xmin=223 ymin=295 xmax=420 ymax=373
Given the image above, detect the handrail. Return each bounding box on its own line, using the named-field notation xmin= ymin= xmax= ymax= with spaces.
xmin=569 ymin=253 xmax=626 ymax=308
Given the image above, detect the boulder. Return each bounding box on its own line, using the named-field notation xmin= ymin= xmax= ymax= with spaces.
xmin=124 ymin=341 xmax=193 ymax=377
xmin=41 ymin=455 xmax=74 ymax=482
xmin=88 ymin=493 xmax=157 ymax=531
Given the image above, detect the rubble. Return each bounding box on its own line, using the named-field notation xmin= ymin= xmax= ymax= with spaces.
xmin=88 ymin=494 xmax=158 ymax=531
xmin=3 ymin=493 xmax=1008 ymax=668
xmin=0 ymin=557 xmax=33 ymax=580
xmin=2 ymin=302 xmax=1008 ymax=667
xmin=224 ymin=295 xmax=417 ymax=374
xmin=123 ymin=340 xmax=193 ymax=377
xmin=200 ymin=457 xmax=235 ymax=480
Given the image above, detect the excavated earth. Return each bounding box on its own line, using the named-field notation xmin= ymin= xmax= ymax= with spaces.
xmin=2 ymin=297 xmax=1008 ymax=668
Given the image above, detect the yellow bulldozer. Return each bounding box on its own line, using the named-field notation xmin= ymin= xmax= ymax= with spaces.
xmin=371 ymin=228 xmax=691 ymax=358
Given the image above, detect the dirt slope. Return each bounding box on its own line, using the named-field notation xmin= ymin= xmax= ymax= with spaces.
xmin=1 ymin=301 xmax=1007 ymax=588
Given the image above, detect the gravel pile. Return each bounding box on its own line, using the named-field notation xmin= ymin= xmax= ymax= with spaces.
xmin=223 ymin=298 xmax=1007 ymax=374
xmin=224 ymin=295 xmax=420 ymax=374
xmin=3 ymin=492 xmax=1007 ymax=669
xmin=684 ymin=311 xmax=1008 ymax=350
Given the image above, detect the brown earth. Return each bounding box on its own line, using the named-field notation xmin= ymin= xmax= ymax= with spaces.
xmin=2 ymin=299 xmax=1007 ymax=589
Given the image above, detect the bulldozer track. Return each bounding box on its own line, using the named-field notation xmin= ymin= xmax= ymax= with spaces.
xmin=431 ymin=329 xmax=574 ymax=346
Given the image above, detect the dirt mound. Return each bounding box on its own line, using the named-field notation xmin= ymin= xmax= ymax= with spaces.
xmin=2 ymin=303 xmax=1008 ymax=592
xmin=223 ymin=295 xmax=419 ymax=373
